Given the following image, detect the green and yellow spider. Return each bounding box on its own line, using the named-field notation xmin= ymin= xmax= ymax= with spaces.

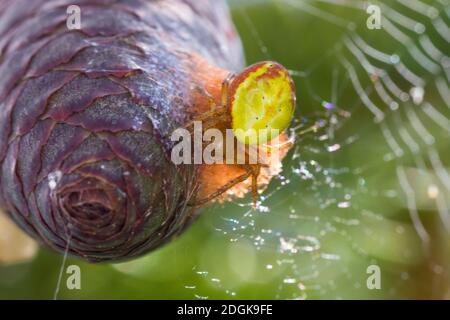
xmin=189 ymin=61 xmax=297 ymax=207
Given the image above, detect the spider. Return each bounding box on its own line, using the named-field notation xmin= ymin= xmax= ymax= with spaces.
xmin=187 ymin=61 xmax=296 ymax=208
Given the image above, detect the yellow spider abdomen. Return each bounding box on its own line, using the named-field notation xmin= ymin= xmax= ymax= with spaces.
xmin=229 ymin=61 xmax=296 ymax=145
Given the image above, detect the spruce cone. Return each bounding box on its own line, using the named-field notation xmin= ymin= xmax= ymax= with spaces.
xmin=0 ymin=0 xmax=289 ymax=263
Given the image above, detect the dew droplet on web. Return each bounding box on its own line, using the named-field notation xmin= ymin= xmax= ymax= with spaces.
xmin=327 ymin=144 xmax=341 ymax=153
xmin=410 ymin=87 xmax=425 ymax=105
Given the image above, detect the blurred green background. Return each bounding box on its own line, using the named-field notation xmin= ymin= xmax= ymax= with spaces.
xmin=1 ymin=0 xmax=449 ymax=299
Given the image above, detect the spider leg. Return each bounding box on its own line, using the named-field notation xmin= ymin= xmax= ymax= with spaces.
xmin=201 ymin=112 xmax=231 ymax=131
xmin=249 ymin=164 xmax=261 ymax=209
xmin=184 ymin=72 xmax=236 ymax=133
xmin=193 ymin=86 xmax=216 ymax=108
xmin=183 ymin=111 xmax=231 ymax=141
xmin=184 ymin=105 xmax=228 ymax=130
xmin=264 ymin=138 xmax=295 ymax=157
xmin=296 ymin=120 xmax=327 ymax=136
xmin=188 ymin=163 xmax=263 ymax=209
xmin=188 ymin=165 xmax=253 ymax=207
xmin=221 ymin=73 xmax=236 ymax=107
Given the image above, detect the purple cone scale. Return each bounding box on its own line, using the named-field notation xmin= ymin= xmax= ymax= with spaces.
xmin=0 ymin=0 xmax=244 ymax=262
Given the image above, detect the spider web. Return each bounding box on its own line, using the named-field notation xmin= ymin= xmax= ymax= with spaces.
xmin=23 ymin=0 xmax=448 ymax=300
xmin=159 ymin=0 xmax=450 ymax=299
